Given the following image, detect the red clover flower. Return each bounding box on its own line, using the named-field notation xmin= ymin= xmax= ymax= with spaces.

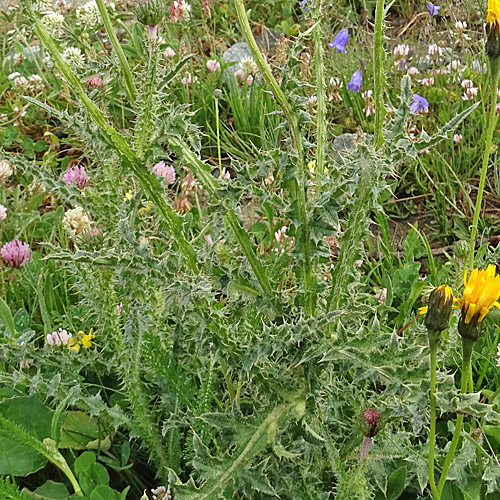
xmin=1 ymin=240 xmax=32 ymax=268
xmin=63 ymin=165 xmax=89 ymax=189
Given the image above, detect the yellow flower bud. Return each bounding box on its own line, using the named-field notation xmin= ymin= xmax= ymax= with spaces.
xmin=424 ymin=284 xmax=454 ymax=338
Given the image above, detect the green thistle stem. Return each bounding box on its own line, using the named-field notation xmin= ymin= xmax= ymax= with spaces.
xmin=215 ymin=95 xmax=223 ymax=178
xmin=428 ymin=337 xmax=439 ymax=498
xmin=234 ymin=0 xmax=316 ymax=317
xmin=435 ymin=338 xmax=474 ymax=499
xmin=95 ymin=0 xmax=137 ymax=102
xmin=312 ymin=0 xmax=326 ymax=186
xmin=373 ymin=0 xmax=386 ymax=149
xmin=467 ymin=62 xmax=500 ymax=268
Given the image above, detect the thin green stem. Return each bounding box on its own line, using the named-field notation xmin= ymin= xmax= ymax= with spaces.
xmin=373 ymin=0 xmax=386 ymax=149
xmin=436 ymin=338 xmax=474 ymax=499
xmin=312 ymin=0 xmax=326 ymax=186
xmin=467 ymin=66 xmax=500 ymax=268
xmin=215 ymin=96 xmax=223 ymax=178
xmin=234 ymin=0 xmax=316 ymax=316
xmin=95 ymin=0 xmax=137 ymax=103
xmin=428 ymin=337 xmax=439 ymax=498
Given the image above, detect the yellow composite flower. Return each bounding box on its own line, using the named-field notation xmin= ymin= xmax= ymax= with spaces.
xmin=456 ymin=265 xmax=500 ymax=324
xmin=488 ymin=0 xmax=500 ymax=28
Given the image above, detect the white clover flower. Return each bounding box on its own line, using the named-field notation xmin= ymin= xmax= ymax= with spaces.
xmin=164 ymin=47 xmax=176 ymax=58
xmin=62 ymin=47 xmax=85 ymax=69
xmin=462 ymin=87 xmax=478 ymax=101
xmin=29 ymin=75 xmax=44 ymax=93
xmin=43 ymin=54 xmax=54 ymax=69
xmin=63 ymin=207 xmax=92 ymax=235
xmin=455 ymin=20 xmax=471 ymax=41
xmin=393 ymin=44 xmax=409 ymax=58
xmin=34 ymin=0 xmax=54 ymax=14
xmin=76 ymin=0 xmax=100 ymax=28
xmin=0 ymin=160 xmax=14 ymax=181
xmin=42 ymin=12 xmax=65 ymax=37
xmin=240 ymin=56 xmax=259 ymax=76
xmin=461 ymin=79 xmax=474 ymax=89
xmin=407 ymin=66 xmax=419 ymax=76
xmin=427 ymin=43 xmax=442 ymax=57
xmin=8 ymin=72 xmax=20 ymax=81
xmin=453 ymin=134 xmax=462 ymax=143
xmin=421 ymin=77 xmax=434 ymax=87
xmin=181 ymin=1 xmax=191 ymax=19
xmin=0 ymin=204 xmax=6 ymax=222
xmin=13 ymin=76 xmax=29 ymax=87
xmin=13 ymin=53 xmax=25 ymax=66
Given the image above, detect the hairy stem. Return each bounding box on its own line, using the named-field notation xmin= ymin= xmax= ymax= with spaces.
xmin=95 ymin=0 xmax=137 ymax=102
xmin=373 ymin=0 xmax=386 ymax=148
xmin=428 ymin=337 xmax=439 ymax=498
xmin=312 ymin=0 xmax=326 ymax=185
xmin=436 ymin=338 xmax=474 ymax=499
xmin=468 ymin=63 xmax=500 ymax=268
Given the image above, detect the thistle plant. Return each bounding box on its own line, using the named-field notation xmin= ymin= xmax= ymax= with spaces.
xmin=0 ymin=0 xmax=492 ymax=498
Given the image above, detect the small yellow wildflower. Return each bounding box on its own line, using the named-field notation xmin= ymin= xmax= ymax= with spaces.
xmin=67 ymin=337 xmax=80 ymax=353
xmin=67 ymin=329 xmax=95 ymax=352
xmin=81 ymin=330 xmax=95 ymax=348
xmin=487 ymin=0 xmax=500 ymax=29
xmin=307 ymin=160 xmax=316 ymax=172
xmin=457 ymin=265 xmax=500 ymax=324
xmin=123 ymin=191 xmax=132 ymax=202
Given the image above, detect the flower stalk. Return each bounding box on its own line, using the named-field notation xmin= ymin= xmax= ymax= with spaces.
xmin=234 ymin=0 xmax=316 ymax=316
xmin=312 ymin=0 xmax=326 ymax=186
xmin=373 ymin=0 xmax=386 ymax=148
xmin=435 ymin=338 xmax=474 ymax=499
xmin=95 ymin=0 xmax=137 ymax=102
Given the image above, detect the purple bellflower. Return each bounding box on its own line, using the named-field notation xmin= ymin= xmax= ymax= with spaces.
xmin=329 ymin=29 xmax=349 ymax=53
xmin=347 ymin=70 xmax=362 ymax=92
xmin=427 ymin=2 xmax=440 ymax=16
xmin=410 ymin=94 xmax=429 ymax=114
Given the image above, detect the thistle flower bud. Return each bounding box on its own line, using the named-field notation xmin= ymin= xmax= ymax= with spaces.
xmin=133 ymin=0 xmax=166 ymax=27
xmin=362 ymin=408 xmax=380 ymax=438
xmin=424 ymin=285 xmax=454 ymax=338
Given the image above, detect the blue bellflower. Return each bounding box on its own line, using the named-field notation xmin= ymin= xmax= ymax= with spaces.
xmin=300 ymin=0 xmax=314 ymax=11
xmin=329 ymin=29 xmax=349 ymax=53
xmin=427 ymin=2 xmax=440 ymax=16
xmin=347 ymin=70 xmax=362 ymax=92
xmin=410 ymin=94 xmax=429 ymax=114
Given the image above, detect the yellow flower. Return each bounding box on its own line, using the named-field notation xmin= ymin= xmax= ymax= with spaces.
xmin=456 ymin=265 xmax=500 ymax=324
xmin=487 ymin=0 xmax=500 ymax=28
xmin=81 ymin=330 xmax=95 ymax=349
xmin=67 ymin=337 xmax=80 ymax=353
xmin=123 ymin=191 xmax=132 ymax=202
xmin=67 ymin=329 xmax=95 ymax=352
